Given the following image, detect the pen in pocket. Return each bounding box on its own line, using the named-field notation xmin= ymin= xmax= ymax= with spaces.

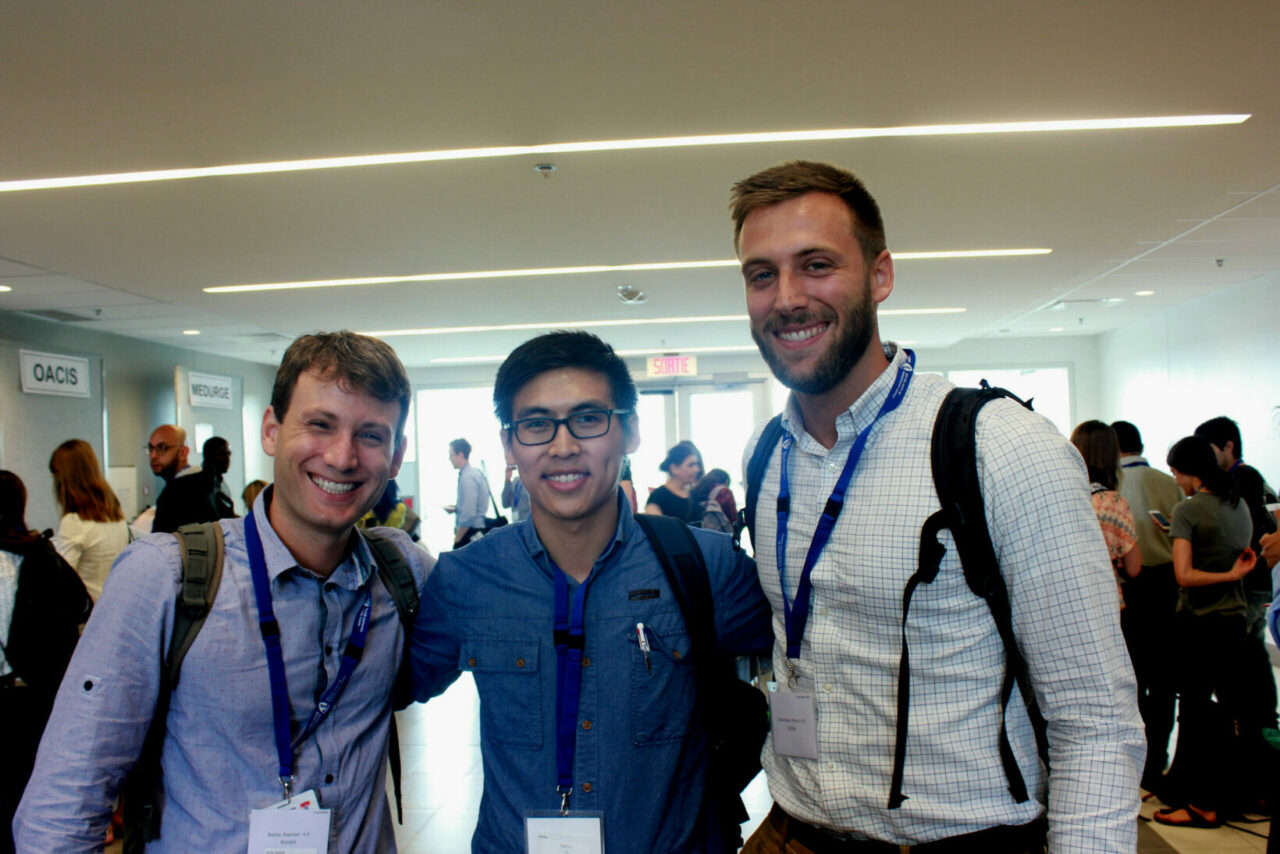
xmin=636 ymin=622 xmax=651 ymax=674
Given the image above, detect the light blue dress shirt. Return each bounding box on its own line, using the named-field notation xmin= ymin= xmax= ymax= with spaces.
xmin=411 ymin=492 xmax=773 ymax=853
xmin=14 ymin=491 xmax=430 ymax=853
xmin=455 ymin=463 xmax=490 ymax=530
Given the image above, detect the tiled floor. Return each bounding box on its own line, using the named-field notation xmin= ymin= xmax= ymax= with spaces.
xmin=391 ymin=672 xmax=1274 ymax=853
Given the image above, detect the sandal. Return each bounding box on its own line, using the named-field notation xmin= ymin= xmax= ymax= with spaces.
xmin=1152 ymin=805 xmax=1221 ymax=828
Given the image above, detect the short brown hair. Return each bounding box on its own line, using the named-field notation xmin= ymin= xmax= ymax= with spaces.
xmin=271 ymin=331 xmax=412 ymax=438
xmin=729 ymin=160 xmax=886 ymax=263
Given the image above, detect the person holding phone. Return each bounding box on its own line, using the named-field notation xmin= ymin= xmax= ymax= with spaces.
xmin=1153 ymin=436 xmax=1257 ymax=829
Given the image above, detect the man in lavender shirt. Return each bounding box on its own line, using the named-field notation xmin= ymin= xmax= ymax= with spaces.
xmin=15 ymin=331 xmax=431 ymax=853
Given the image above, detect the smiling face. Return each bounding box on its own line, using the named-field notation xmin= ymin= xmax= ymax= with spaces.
xmin=740 ymin=191 xmax=894 ymax=402
xmin=503 ymin=367 xmax=638 ymax=535
xmin=262 ymin=369 xmax=405 ymax=562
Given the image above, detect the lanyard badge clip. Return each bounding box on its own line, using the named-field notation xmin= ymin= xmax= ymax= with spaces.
xmin=557 ymin=786 xmax=572 ymax=816
xmin=786 ymin=660 xmax=799 ymax=689
xmin=280 ymin=775 xmax=294 ymax=801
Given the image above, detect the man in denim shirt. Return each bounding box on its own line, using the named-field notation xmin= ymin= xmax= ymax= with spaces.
xmin=411 ymin=331 xmax=772 ymax=853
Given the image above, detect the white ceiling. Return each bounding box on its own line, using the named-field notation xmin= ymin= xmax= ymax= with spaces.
xmin=1 ymin=0 xmax=1277 ymax=367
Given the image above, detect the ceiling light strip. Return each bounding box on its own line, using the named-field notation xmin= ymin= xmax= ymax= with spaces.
xmin=1 ymin=115 xmax=1248 ymax=192
xmin=365 ymin=307 xmax=964 ymax=339
xmin=432 ymin=344 xmax=763 ymax=365
xmin=208 ymin=251 xmax=1048 ymax=294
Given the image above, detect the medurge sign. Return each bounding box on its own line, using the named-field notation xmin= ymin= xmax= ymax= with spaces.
xmin=188 ymin=372 xmax=233 ymax=409
xmin=20 ymin=349 xmax=91 ymax=398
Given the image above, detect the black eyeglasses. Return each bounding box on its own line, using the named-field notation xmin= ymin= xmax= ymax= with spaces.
xmin=145 ymin=443 xmax=175 ymax=454
xmin=505 ymin=409 xmax=631 ymax=446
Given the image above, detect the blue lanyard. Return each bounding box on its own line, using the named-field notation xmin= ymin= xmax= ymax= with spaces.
xmin=244 ymin=512 xmax=374 ymax=799
xmin=552 ymin=565 xmax=593 ymax=814
xmin=1121 ymin=461 xmax=1148 ymax=468
xmin=776 ymin=352 xmax=915 ymax=665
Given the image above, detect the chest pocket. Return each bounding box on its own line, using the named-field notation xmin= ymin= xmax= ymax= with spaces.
xmin=629 ymin=625 xmax=695 ymax=746
xmin=460 ymin=639 xmax=542 ymax=749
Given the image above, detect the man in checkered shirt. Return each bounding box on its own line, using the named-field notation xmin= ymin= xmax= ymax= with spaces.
xmin=731 ymin=161 xmax=1144 ymax=853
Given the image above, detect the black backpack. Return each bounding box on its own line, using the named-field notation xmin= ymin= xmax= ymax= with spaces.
xmin=738 ymin=385 xmax=1050 ymax=809
xmin=122 ymin=522 xmax=420 ymax=852
xmin=633 ymin=513 xmax=769 ymax=851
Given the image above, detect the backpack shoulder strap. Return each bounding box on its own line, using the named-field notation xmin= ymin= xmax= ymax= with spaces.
xmin=124 ymin=521 xmax=224 ymax=851
xmin=931 ymin=386 xmax=1049 ymax=794
xmin=633 ymin=514 xmax=712 ymax=641
xmin=357 ymin=528 xmax=421 ymax=826
xmin=737 ymin=414 xmax=785 ymax=550
xmin=167 ymin=522 xmax=225 ymax=689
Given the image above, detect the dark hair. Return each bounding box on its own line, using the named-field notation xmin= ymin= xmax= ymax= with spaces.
xmin=449 ymin=438 xmax=471 ymax=459
xmin=1194 ymin=416 xmax=1243 ymax=461
xmin=0 ymin=469 xmax=31 ymax=539
xmin=730 ymin=160 xmax=886 ymax=264
xmin=202 ymin=436 xmax=229 ymax=456
xmin=271 ymin=331 xmax=411 ymax=439
xmin=1167 ymin=436 xmax=1240 ymax=507
xmin=1109 ymin=420 xmax=1143 ymax=455
xmin=660 ymin=440 xmax=702 ymax=475
xmin=493 ymin=331 xmax=638 ymax=427
xmin=691 ymin=468 xmax=731 ymax=506
xmin=1069 ymin=421 xmax=1122 ymax=491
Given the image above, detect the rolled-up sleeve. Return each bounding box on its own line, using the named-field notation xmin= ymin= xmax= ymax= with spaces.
xmin=14 ymin=538 xmax=178 ymax=853
xmin=979 ymin=403 xmax=1145 ymax=853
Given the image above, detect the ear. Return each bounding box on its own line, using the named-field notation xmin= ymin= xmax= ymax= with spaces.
xmin=262 ymin=406 xmax=281 ymax=457
xmin=389 ymin=435 xmax=407 ymax=479
xmin=501 ymin=428 xmax=517 ymax=466
xmin=177 ymin=446 xmax=190 ymax=467
xmin=622 ymin=413 xmax=641 ymax=455
xmin=870 ymin=249 xmax=895 ymax=305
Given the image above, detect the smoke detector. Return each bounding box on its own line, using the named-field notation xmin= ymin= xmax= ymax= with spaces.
xmin=617 ymin=284 xmax=646 ymax=304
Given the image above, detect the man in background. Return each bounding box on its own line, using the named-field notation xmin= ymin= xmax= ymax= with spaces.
xmin=149 ymin=424 xmax=219 ymax=534
xmin=447 ymin=438 xmax=489 ymax=547
xmin=1112 ymin=419 xmax=1184 ymax=793
xmin=202 ymin=436 xmax=237 ymax=519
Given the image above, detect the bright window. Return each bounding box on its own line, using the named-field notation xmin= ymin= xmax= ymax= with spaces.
xmin=946 ymin=367 xmax=1072 ymax=436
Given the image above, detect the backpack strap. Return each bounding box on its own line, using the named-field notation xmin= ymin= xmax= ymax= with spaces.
xmin=123 ymin=521 xmax=225 ymax=852
xmin=888 ymin=386 xmax=1048 ymax=810
xmin=736 ymin=414 xmax=785 ymax=551
xmin=358 ymin=528 xmax=421 ymax=825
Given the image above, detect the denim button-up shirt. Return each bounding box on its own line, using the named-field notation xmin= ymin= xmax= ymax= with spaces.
xmin=411 ymin=493 xmax=772 ymax=853
xmin=15 ymin=493 xmax=431 ymax=853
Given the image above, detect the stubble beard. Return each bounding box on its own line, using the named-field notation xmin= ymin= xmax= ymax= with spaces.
xmin=751 ymin=281 xmax=876 ymax=395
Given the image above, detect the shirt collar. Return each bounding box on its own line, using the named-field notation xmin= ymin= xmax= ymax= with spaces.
xmin=780 ymin=341 xmax=903 ymax=449
xmin=253 ymin=487 xmax=375 ymax=590
xmin=1120 ymin=454 xmax=1148 ymax=464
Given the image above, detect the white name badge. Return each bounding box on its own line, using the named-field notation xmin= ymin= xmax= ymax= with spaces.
xmin=524 ymin=813 xmax=605 ymax=853
xmin=770 ymin=690 xmax=820 ymax=759
xmin=248 ymin=791 xmax=331 ymax=854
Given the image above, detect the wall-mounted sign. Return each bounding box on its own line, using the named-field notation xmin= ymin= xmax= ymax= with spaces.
xmin=188 ymin=372 xmax=233 ymax=409
xmin=646 ymin=354 xmax=698 ymax=378
xmin=20 ymin=349 xmax=91 ymax=398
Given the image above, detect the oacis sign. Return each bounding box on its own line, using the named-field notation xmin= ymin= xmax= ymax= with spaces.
xmin=20 ymin=349 xmax=91 ymax=398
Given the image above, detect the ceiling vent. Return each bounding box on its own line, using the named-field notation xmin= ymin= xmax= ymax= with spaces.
xmin=23 ymin=308 xmax=101 ymax=323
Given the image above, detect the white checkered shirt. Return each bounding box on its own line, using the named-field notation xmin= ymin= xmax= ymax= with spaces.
xmin=744 ymin=345 xmax=1144 ymax=852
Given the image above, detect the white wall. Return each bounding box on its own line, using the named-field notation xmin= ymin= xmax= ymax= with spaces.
xmin=1098 ymin=271 xmax=1280 ymax=483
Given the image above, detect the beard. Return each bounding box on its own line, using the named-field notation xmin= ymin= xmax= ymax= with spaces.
xmin=750 ymin=278 xmax=876 ymax=395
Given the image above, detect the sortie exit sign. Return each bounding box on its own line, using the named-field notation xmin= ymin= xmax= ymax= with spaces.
xmin=646 ymin=355 xmax=698 ymax=378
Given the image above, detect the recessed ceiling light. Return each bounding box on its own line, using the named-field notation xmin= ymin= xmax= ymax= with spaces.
xmin=207 ymin=252 xmax=1044 ymax=294
xmin=1134 ymin=290 xmax=1155 ymax=296
xmin=431 ymin=344 xmax=762 ymax=365
xmin=182 ymin=329 xmax=201 ymax=335
xmin=1049 ymin=327 xmax=1065 ymax=332
xmin=0 ymin=115 xmax=1247 ymax=192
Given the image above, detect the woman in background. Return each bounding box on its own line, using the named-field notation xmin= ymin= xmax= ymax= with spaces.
xmin=0 ymin=470 xmax=92 ymax=854
xmin=644 ymin=441 xmax=702 ymax=522
xmin=691 ymin=469 xmax=734 ymax=533
xmin=1153 ymin=436 xmax=1256 ymax=829
xmin=48 ymin=440 xmax=130 ymax=601
xmin=1070 ymin=421 xmax=1142 ymax=600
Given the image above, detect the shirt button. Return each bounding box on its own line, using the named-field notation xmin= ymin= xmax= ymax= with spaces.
xmin=581 ymin=782 xmax=593 ymax=793
xmin=582 ymin=720 xmax=592 ymax=730
xmin=672 ymin=650 xmax=682 ymax=660
xmin=515 ymin=658 xmax=526 ymax=668
xmin=325 ymin=773 xmax=334 ymax=783
xmin=827 ymin=762 xmax=837 ymax=771
xmin=467 ymin=657 xmax=477 ymax=667
xmin=823 ymin=684 xmax=833 ymax=693
xmin=582 ymin=656 xmax=591 ymax=667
